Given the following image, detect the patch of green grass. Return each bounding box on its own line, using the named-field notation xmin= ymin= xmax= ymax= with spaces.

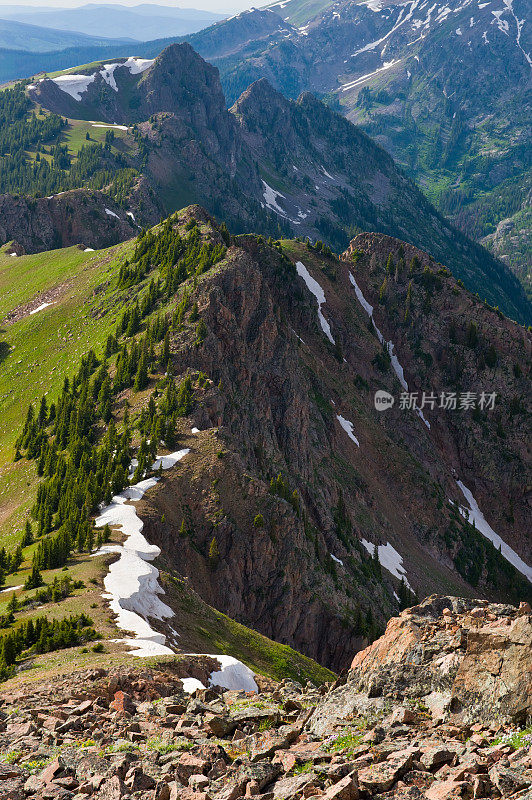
xmin=323 ymin=725 xmax=366 ymax=756
xmin=290 ymin=760 xmax=315 ymax=775
xmin=61 ymin=119 xmax=128 ymax=158
xmin=493 ymin=727 xmax=532 ymax=751
xmin=1 ymin=750 xmax=23 ymax=764
xmin=106 ymin=741 xmax=139 ymax=754
xmin=146 ymin=737 xmax=179 ymax=755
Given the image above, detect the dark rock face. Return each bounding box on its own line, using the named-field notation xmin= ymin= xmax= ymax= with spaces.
xmin=130 ymin=211 xmax=530 ymax=674
xmin=342 ymin=232 xmax=532 ymax=564
xmin=0 ymin=189 xmax=137 ymax=252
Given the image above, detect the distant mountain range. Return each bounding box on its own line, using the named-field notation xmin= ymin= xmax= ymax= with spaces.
xmin=0 ymin=3 xmax=226 ymax=43
xmin=179 ymin=2 xmax=532 ymax=299
xmin=0 ymin=17 xmax=132 ymax=53
xmin=12 ymin=42 xmax=529 ymax=324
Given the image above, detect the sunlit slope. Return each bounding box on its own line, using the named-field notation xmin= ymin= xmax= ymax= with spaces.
xmin=0 ymin=242 xmax=132 ymax=543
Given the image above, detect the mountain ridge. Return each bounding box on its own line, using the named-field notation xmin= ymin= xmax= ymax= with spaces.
xmin=0 ymin=206 xmax=529 ymax=689
xmin=16 ymin=43 xmax=532 ymax=324
xmin=177 ymin=2 xmax=532 ymax=298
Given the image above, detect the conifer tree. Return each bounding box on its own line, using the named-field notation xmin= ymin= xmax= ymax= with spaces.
xmin=208 ymin=536 xmax=220 ymax=567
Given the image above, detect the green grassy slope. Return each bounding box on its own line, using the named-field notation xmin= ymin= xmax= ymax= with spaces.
xmin=0 ymin=223 xmax=334 ymax=688
xmin=267 ymin=0 xmax=334 ymax=26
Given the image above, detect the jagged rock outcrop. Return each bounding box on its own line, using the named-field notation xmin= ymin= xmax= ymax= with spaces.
xmin=1 ymin=599 xmax=532 ymax=800
xmin=0 ymin=189 xmax=137 ymax=253
xmin=311 ymin=596 xmax=532 ymax=735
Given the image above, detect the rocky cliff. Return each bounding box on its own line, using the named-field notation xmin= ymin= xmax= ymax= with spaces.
xmin=0 ymin=189 xmax=139 ymax=253
xmin=118 ymin=208 xmax=532 ymax=674
xmin=0 ymin=596 xmax=530 ymax=800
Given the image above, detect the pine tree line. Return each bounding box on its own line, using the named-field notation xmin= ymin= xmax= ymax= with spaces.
xmin=13 ymin=221 xmax=215 ymax=579
xmin=0 ymin=613 xmax=97 ymax=680
xmin=118 ymin=216 xmax=226 ymax=293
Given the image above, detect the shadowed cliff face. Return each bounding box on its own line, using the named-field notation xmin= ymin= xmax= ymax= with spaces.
xmin=132 ymin=209 xmax=530 ymax=671
xmin=0 ymin=189 xmax=139 ymax=253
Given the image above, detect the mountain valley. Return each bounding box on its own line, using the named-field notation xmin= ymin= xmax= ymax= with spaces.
xmin=0 ymin=5 xmax=530 ymax=773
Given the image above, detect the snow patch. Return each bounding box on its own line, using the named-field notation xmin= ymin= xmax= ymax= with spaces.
xmin=30 ymin=302 xmax=53 ymax=315
xmin=330 ymin=553 xmax=344 ymax=566
xmin=51 ymin=73 xmax=95 ymax=101
xmin=456 ymin=481 xmax=532 ymax=583
xmin=91 ymin=122 xmax=129 ymax=131
xmin=181 ymin=677 xmax=206 ymax=693
xmin=105 ymin=208 xmax=119 ymax=219
xmin=123 ymin=56 xmax=155 ymax=74
xmin=361 ymin=539 xmax=412 ymax=588
xmin=491 ymin=9 xmax=509 ymax=33
xmin=84 ymin=248 xmax=94 ymax=252
xmin=94 ymin=449 xmax=190 ymax=656
xmin=295 ymin=261 xmax=335 ymax=344
xmin=262 ymin=180 xmax=286 ymax=216
xmin=336 ymin=414 xmax=360 ymax=447
xmin=100 ymin=63 xmax=120 ymax=91
xmin=340 ymin=60 xmax=401 ymax=91
xmin=208 ymin=655 xmax=258 ymax=691
xmin=0 ymin=584 xmax=22 ymax=594
xmin=348 ymin=272 xmax=430 ymax=429
xmin=353 ymin=0 xmax=421 ymax=55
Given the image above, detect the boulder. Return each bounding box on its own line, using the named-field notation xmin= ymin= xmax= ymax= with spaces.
xmin=312 ymin=597 xmax=532 ymax=732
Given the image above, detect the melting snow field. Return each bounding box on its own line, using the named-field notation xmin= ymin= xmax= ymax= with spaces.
xmin=91 ymin=123 xmax=129 ymax=131
xmin=105 ymin=208 xmax=120 ymax=219
xmin=262 ymin=180 xmax=287 ymax=215
xmin=94 ymin=451 xmax=192 ymax=658
xmin=179 ymin=658 xmax=258 ymax=693
xmin=348 ymin=272 xmax=430 ymax=429
xmin=50 ymin=57 xmax=155 ymax=101
xmin=51 ymin=74 xmax=95 ymax=101
xmin=361 ymin=539 xmax=412 ymax=588
xmin=336 ymin=414 xmax=360 ymax=446
xmin=95 ymin=447 xmax=259 ymax=689
xmin=340 ymin=60 xmax=401 ymax=92
xmin=30 ymin=302 xmax=53 ymax=315
xmin=456 ymin=481 xmax=532 ymax=583
xmin=207 ymin=655 xmax=258 ymax=691
xmin=296 ymin=261 xmax=335 ymax=344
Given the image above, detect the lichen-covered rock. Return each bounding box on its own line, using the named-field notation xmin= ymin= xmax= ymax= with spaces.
xmin=313 ymin=596 xmax=532 ymax=731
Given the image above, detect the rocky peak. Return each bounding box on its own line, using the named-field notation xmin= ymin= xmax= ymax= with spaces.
xmin=136 ymin=43 xmax=228 ymax=124
xmin=0 ymin=189 xmax=139 ymax=253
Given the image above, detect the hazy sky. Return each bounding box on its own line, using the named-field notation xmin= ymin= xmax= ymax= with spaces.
xmin=0 ymin=0 xmax=255 ymax=11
